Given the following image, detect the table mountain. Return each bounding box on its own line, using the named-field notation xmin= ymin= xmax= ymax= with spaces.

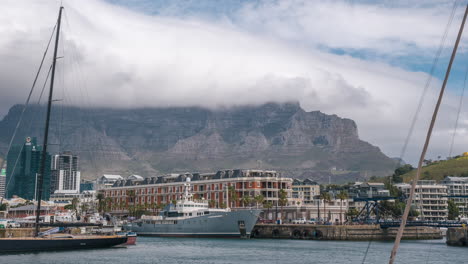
xmin=0 ymin=102 xmax=396 ymax=182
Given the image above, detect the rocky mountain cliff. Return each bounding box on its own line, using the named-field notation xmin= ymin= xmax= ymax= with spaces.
xmin=0 ymin=102 xmax=396 ymax=182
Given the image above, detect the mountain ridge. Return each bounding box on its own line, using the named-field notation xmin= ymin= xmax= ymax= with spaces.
xmin=0 ymin=102 xmax=396 ymax=183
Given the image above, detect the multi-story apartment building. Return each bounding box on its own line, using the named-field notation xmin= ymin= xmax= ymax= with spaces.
xmin=50 ymin=152 xmax=81 ymax=194
xmin=441 ymin=176 xmax=468 ymax=217
xmin=292 ymin=179 xmax=320 ymax=204
xmin=395 ymin=180 xmax=448 ymax=221
xmin=102 ymin=169 xmax=293 ymax=214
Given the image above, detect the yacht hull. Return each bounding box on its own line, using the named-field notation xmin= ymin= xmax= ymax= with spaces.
xmin=126 ymin=209 xmax=261 ymax=238
xmin=0 ymin=235 xmax=128 ymax=253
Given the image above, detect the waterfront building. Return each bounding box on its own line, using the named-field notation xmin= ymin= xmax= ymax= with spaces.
xmin=103 ymin=169 xmax=293 ymax=215
xmin=50 ymin=152 xmax=81 ymax=195
xmin=6 ymin=137 xmax=51 ymax=200
xmin=281 ymin=199 xmax=349 ymax=223
xmin=441 ymin=176 xmax=468 ymax=216
xmin=97 ymin=174 xmax=123 ymax=189
xmin=395 ymin=180 xmax=448 ymax=221
xmin=348 ymin=182 xmax=389 ymax=198
xmin=291 ymin=179 xmax=320 ymax=204
xmin=0 ymin=167 xmax=6 ymax=198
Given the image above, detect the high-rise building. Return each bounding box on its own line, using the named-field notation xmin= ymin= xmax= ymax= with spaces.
xmin=6 ymin=137 xmax=51 ymax=200
xmin=50 ymin=152 xmax=80 ymax=195
xmin=0 ymin=166 xmax=6 ymax=198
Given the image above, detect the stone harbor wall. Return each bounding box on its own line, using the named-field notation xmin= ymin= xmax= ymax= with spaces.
xmin=446 ymin=227 xmax=468 ymax=246
xmin=251 ymin=224 xmax=442 ymax=240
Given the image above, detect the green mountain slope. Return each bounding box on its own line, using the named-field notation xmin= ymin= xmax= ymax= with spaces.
xmin=402 ymin=156 xmax=468 ymax=182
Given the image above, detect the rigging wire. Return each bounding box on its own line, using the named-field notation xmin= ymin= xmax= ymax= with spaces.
xmin=0 ymin=23 xmax=57 ymax=199
xmin=361 ymin=1 xmax=460 ymax=263
xmin=389 ymin=4 xmax=468 ymax=264
xmin=448 ymin=64 xmax=468 ymax=157
xmin=395 ymin=0 xmax=459 ymax=169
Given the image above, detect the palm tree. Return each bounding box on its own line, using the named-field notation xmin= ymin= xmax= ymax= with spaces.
xmin=263 ymin=201 xmax=273 ymax=220
xmin=228 ymin=186 xmax=239 ymax=208
xmin=127 ymin=190 xmax=136 ymax=204
xmin=104 ymin=197 xmax=112 ymax=213
xmin=241 ymin=195 xmax=251 ymax=208
xmin=96 ymin=193 xmax=104 ymax=213
xmin=208 ymin=200 xmax=216 ymax=208
xmin=320 ymin=192 xmax=331 ymax=222
xmin=254 ymin=194 xmax=264 ymax=209
xmin=278 ymin=189 xmax=288 ymax=221
xmin=337 ymin=191 xmax=349 ymax=224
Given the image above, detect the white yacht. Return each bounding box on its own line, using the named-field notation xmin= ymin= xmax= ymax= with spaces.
xmin=125 ymin=178 xmax=261 ymax=238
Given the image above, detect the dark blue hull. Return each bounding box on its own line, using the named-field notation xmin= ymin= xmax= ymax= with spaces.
xmin=0 ymin=236 xmax=128 ymax=253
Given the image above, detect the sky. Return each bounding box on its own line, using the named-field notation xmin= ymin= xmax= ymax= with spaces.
xmin=0 ymin=0 xmax=468 ymax=165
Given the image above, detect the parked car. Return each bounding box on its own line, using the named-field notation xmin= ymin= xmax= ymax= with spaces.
xmin=292 ymin=218 xmax=306 ymax=224
xmin=6 ymin=220 xmax=20 ymax=228
xmin=307 ymin=218 xmax=317 ymax=224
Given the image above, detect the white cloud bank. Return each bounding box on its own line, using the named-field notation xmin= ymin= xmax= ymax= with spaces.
xmin=0 ymin=0 xmax=467 ymax=165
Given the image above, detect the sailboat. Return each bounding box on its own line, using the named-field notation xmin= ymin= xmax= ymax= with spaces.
xmin=0 ymin=6 xmax=128 ymax=252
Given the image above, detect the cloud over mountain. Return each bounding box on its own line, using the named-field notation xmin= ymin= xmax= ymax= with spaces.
xmin=0 ymin=0 xmax=467 ymax=165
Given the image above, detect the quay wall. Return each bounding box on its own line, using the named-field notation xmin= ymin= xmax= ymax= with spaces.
xmin=0 ymin=228 xmax=49 ymax=238
xmin=251 ymin=224 xmax=442 ymax=241
xmin=446 ymin=227 xmax=468 ymax=246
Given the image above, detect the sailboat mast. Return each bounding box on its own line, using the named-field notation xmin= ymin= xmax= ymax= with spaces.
xmin=34 ymin=6 xmax=64 ymax=238
xmin=389 ymin=4 xmax=468 ymax=264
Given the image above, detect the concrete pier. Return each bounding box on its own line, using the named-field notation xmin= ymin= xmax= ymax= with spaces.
xmin=446 ymin=227 xmax=468 ymax=246
xmin=251 ymin=224 xmax=442 ymax=241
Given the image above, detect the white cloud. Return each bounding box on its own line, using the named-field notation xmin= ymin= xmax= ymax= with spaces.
xmin=0 ymin=0 xmax=467 ymax=165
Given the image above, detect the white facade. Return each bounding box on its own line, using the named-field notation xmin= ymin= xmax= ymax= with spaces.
xmin=396 ymin=180 xmax=448 ymax=221
xmin=441 ymin=176 xmax=468 ymax=217
xmin=97 ymin=174 xmax=123 ymax=189
xmin=51 ymin=153 xmax=80 ymax=194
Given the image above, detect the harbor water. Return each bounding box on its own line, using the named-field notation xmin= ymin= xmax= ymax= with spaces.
xmin=1 ymin=237 xmax=466 ymax=264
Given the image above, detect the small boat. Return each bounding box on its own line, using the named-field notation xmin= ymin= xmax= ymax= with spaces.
xmin=125 ymin=232 xmax=137 ymax=245
xmin=124 ymin=178 xmax=261 ymax=238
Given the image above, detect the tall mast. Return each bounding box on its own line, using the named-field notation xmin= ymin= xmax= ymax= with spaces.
xmin=34 ymin=6 xmax=64 ymax=237
xmin=389 ymin=4 xmax=468 ymax=263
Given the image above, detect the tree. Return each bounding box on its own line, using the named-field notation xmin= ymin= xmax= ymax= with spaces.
xmin=241 ymin=195 xmax=251 ymax=208
xmin=347 ymin=208 xmax=359 ymax=220
xmin=278 ymin=189 xmax=288 ymax=221
xmin=71 ymin=197 xmax=79 ymax=216
xmin=254 ymin=194 xmax=264 ymax=209
xmin=448 ymin=199 xmax=460 ymax=220
xmin=263 ymin=201 xmax=273 ymax=220
xmin=320 ymin=192 xmax=331 ymax=222
xmin=228 ymin=186 xmax=239 ymax=208
xmin=0 ymin=203 xmax=7 ymax=211
xmin=220 ymin=202 xmax=227 ymax=209
xmin=392 ymin=164 xmax=414 ymax=183
xmin=127 ymin=190 xmax=136 ymax=204
xmin=97 ymin=193 xmax=104 ymax=213
xmin=337 ymin=191 xmax=349 ymax=224
xmin=104 ymin=197 xmax=112 ymax=213
xmin=208 ymin=200 xmax=216 ymax=208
